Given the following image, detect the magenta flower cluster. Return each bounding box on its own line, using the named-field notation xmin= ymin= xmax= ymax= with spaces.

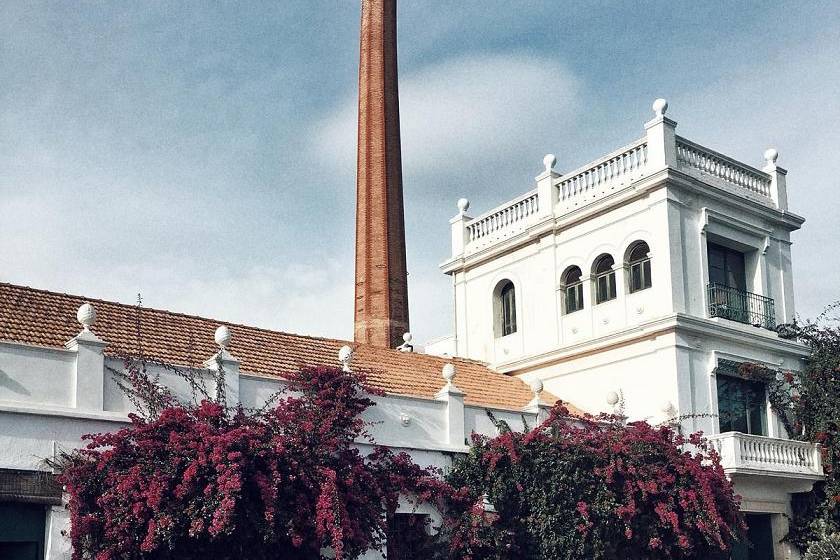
xmin=58 ymin=366 xmax=444 ymax=560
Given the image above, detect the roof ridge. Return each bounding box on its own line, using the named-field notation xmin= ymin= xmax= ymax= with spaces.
xmin=0 ymin=282 xmax=492 ymax=367
xmin=0 ymin=281 xmax=351 ymax=345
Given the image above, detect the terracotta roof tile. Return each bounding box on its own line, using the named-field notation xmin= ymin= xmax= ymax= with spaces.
xmin=0 ymin=282 xmax=573 ymax=411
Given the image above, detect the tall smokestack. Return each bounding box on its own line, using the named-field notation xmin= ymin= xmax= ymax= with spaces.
xmin=353 ymin=0 xmax=409 ymax=348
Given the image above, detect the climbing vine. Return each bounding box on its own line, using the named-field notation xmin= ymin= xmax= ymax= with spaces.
xmin=440 ymin=405 xmax=745 ymax=559
xmin=744 ymin=308 xmax=840 ymax=553
xmin=51 ymin=363 xmax=446 ymax=560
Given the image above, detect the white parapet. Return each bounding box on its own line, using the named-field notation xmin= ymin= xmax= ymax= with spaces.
xmin=708 ymin=432 xmax=823 ymax=479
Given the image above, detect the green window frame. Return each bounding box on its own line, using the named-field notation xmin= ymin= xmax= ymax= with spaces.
xmin=593 ymin=255 xmax=617 ymax=304
xmin=628 ymin=242 xmax=652 ymax=293
xmin=716 ymin=372 xmax=767 ymax=436
xmin=500 ymin=282 xmax=517 ymax=336
xmin=562 ymin=266 xmax=584 ymax=314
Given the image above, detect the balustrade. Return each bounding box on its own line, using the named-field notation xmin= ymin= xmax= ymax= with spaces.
xmin=465 ymin=191 xmax=539 ymax=248
xmin=676 ymin=137 xmax=772 ymax=198
xmin=556 ymin=139 xmax=648 ymax=211
xmin=708 ymin=432 xmax=822 ymax=477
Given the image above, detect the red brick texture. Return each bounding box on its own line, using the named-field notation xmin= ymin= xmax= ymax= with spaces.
xmin=354 ymin=0 xmax=410 ymax=348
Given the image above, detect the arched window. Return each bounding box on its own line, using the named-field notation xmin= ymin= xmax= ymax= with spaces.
xmin=592 ymin=254 xmax=617 ymax=304
xmin=627 ymin=241 xmax=652 ymax=293
xmin=499 ymin=281 xmax=517 ymax=336
xmin=561 ymin=266 xmax=584 ymax=314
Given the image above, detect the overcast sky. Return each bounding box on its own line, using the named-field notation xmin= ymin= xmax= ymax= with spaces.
xmin=2 ymin=1 xmax=839 ymax=344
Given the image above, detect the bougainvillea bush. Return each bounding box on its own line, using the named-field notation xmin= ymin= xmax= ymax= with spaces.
xmin=53 ymin=364 xmax=444 ymax=560
xmin=441 ymin=406 xmax=745 ymax=560
xmin=757 ymin=309 xmax=840 ymax=552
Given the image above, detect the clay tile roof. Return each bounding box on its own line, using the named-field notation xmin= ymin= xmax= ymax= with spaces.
xmin=0 ymin=282 xmax=578 ymax=412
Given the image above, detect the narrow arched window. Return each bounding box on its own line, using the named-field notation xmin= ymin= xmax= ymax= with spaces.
xmin=561 ymin=266 xmax=584 ymax=314
xmin=627 ymin=241 xmax=652 ymax=293
xmin=593 ymin=254 xmax=617 ymax=304
xmin=499 ymin=281 xmax=517 ymax=336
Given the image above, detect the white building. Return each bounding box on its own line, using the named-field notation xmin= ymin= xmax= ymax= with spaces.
xmin=0 ymin=281 xmax=558 ymax=559
xmin=0 ymin=99 xmax=823 ymax=560
xmin=432 ymin=99 xmax=822 ymax=560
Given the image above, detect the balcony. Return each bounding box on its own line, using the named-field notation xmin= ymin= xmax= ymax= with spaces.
xmin=707 ymin=283 xmax=775 ymax=330
xmin=708 ymin=432 xmax=823 ymax=482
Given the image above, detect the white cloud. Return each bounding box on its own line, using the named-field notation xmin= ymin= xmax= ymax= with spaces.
xmin=313 ymin=53 xmax=582 ymax=176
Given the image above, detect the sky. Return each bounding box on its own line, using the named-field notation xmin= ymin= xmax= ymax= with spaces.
xmin=1 ymin=1 xmax=839 ymax=345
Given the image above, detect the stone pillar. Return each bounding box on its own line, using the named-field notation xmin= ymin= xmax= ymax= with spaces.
xmin=203 ymin=326 xmax=241 ymax=406
xmin=65 ymin=303 xmax=106 ymax=411
xmin=435 ymin=364 xmax=466 ymax=447
xmin=450 ymin=198 xmax=472 ymax=257
xmin=763 ymin=148 xmax=789 ymax=211
xmin=354 ymin=0 xmax=410 ymax=348
xmin=644 ymin=98 xmax=677 ymax=171
xmin=536 ymin=154 xmax=560 ymax=219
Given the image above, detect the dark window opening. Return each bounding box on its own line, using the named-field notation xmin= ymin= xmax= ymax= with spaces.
xmin=387 ymin=513 xmax=436 ymax=560
xmin=628 ymin=242 xmax=652 ymax=293
xmin=716 ymin=374 xmax=767 ymax=436
xmin=593 ymin=255 xmax=617 ymax=304
xmin=731 ymin=513 xmax=774 ymax=560
xmin=0 ymin=503 xmax=46 ymax=560
xmin=499 ymin=281 xmax=517 ymax=336
xmin=562 ymin=266 xmax=584 ymax=314
xmin=707 ymin=242 xmax=746 ymax=290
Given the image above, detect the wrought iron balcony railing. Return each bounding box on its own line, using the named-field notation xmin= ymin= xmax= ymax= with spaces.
xmin=707 ymin=283 xmax=775 ymax=330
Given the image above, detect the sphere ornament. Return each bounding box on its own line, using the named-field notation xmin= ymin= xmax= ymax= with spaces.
xmin=652 ymin=98 xmax=668 ymax=117
xmin=76 ymin=303 xmax=96 ymax=330
xmin=457 ymin=198 xmax=470 ymax=215
xmin=214 ymin=325 xmax=232 ymax=349
xmin=529 ymin=377 xmax=544 ymax=395
xmin=338 ymin=345 xmax=354 ymax=371
xmin=403 ymin=332 xmax=413 ymax=343
xmin=543 ymin=153 xmax=557 ymax=173
xmin=442 ymin=363 xmax=456 ymax=383
xmin=606 ymin=390 xmax=620 ymax=406
xmin=764 ymin=147 xmax=779 ymax=165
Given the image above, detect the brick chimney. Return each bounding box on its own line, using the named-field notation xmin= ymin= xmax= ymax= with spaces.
xmin=354 ymin=0 xmax=410 ymax=348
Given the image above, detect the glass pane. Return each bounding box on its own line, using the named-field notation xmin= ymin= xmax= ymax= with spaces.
xmin=643 ymin=260 xmax=651 ymax=289
xmin=501 ymin=284 xmax=516 ymax=335
xmin=707 ymin=243 xmax=746 ymax=290
xmin=597 ymin=276 xmax=607 ymax=302
xmin=630 ymin=263 xmax=641 ymax=292
xmin=716 ymin=375 xmax=767 ymax=436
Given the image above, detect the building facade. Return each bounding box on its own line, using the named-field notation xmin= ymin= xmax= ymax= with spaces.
xmin=433 ymin=99 xmax=822 ymax=559
xmin=0 ymin=283 xmax=557 ymax=559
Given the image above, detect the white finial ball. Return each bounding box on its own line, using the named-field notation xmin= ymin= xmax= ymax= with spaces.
xmin=403 ymin=332 xmax=413 ymax=343
xmin=442 ymin=363 xmax=456 ymax=382
xmin=457 ymin=198 xmax=470 ymax=214
xmin=529 ymin=377 xmax=544 ymax=395
xmin=606 ymin=390 xmax=620 ymax=406
xmin=764 ymin=148 xmax=779 ymax=164
xmin=76 ymin=303 xmax=96 ymax=330
xmin=214 ymin=325 xmax=231 ymax=349
xmin=543 ymin=153 xmax=557 ymax=172
xmin=338 ymin=345 xmax=353 ymax=363
xmin=652 ymin=98 xmax=668 ymax=117
xmin=661 ymin=401 xmax=674 ymax=414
